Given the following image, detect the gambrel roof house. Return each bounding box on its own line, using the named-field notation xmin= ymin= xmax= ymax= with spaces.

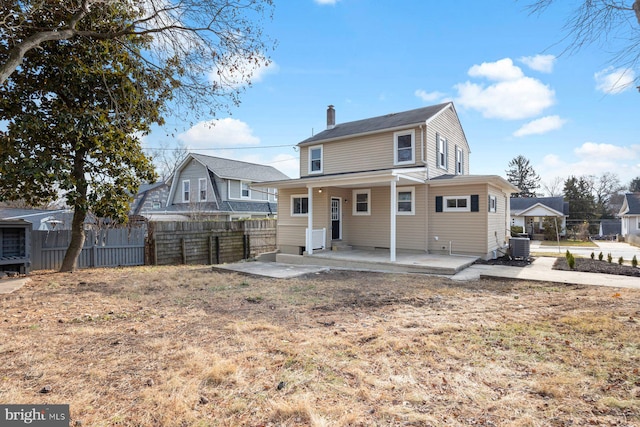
xmin=130 ymin=153 xmax=289 ymax=221
xmin=260 ymin=102 xmax=518 ymax=261
xmin=510 ymin=197 xmax=569 ymax=237
xmin=618 ymin=193 xmax=640 ymax=238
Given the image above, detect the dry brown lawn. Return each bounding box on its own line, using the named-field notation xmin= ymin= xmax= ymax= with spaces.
xmin=1 ymin=266 xmax=639 ymax=426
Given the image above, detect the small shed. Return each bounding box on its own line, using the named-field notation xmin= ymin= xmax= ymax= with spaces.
xmin=0 ymin=219 xmax=31 ymax=275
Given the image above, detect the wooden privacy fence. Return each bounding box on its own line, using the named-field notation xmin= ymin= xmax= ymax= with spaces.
xmin=147 ymin=220 xmax=277 ymax=266
xmin=31 ymin=227 xmax=147 ymax=271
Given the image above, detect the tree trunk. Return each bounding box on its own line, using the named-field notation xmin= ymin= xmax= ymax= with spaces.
xmin=60 ymin=209 xmax=87 ymax=272
xmin=59 ymin=147 xmax=89 ymax=272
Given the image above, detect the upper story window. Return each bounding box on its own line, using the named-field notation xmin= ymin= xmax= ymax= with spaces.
xmin=182 ymin=180 xmax=190 ymax=202
xmin=268 ymin=188 xmax=278 ymax=202
xmin=394 ymin=130 xmax=415 ymax=166
xmin=352 ymin=189 xmax=371 ymax=216
xmin=199 ymin=178 xmax=207 ymax=202
xmin=455 ymin=146 xmax=463 ymax=175
xmin=309 ymin=145 xmax=323 ymax=174
xmin=241 ymin=181 xmax=250 ymax=198
xmin=291 ymin=195 xmax=309 ymax=216
xmin=436 ymin=133 xmax=448 ymax=170
xmin=397 ymin=186 xmax=415 ymax=215
xmin=152 ymin=200 xmax=161 ymax=209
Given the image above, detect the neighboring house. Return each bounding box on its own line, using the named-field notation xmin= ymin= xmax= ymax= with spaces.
xmin=0 ymin=208 xmax=74 ymax=230
xmin=130 ymin=153 xmax=289 ymax=221
xmin=509 ymin=197 xmax=569 ymax=238
xmin=260 ymin=102 xmax=518 ymax=260
xmin=619 ymin=193 xmax=640 ymax=238
xmin=598 ymin=219 xmax=621 ymax=239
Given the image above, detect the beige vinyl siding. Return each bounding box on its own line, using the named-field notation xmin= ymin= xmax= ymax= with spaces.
xmin=172 ymin=161 xmax=213 ymax=205
xmin=426 ymin=107 xmax=470 ymax=177
xmin=300 ymin=126 xmax=425 ymax=176
xmin=276 ymin=188 xmax=330 ymax=250
xmin=428 ymin=184 xmax=488 ymax=256
xmin=487 ymin=188 xmax=510 ymax=254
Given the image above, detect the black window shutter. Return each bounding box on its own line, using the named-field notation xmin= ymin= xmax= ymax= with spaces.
xmin=471 ymin=195 xmax=479 ymax=212
xmin=488 ymin=195 xmax=491 ymax=212
xmin=435 ymin=196 xmax=443 ymax=212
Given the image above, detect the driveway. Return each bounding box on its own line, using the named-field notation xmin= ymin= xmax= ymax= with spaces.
xmin=532 ymin=240 xmax=640 ymax=260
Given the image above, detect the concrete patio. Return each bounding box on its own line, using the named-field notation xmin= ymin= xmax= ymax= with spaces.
xmin=276 ymin=248 xmax=478 ymax=275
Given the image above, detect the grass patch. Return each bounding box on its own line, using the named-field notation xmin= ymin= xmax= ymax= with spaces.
xmin=1 ymin=266 xmax=638 ymax=425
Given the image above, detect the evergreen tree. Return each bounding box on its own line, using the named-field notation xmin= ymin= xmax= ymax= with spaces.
xmin=630 ymin=177 xmax=640 ymax=192
xmin=506 ymin=155 xmax=540 ymax=197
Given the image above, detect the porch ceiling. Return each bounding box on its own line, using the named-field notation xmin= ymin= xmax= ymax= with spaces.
xmin=260 ymin=167 xmax=428 ymax=189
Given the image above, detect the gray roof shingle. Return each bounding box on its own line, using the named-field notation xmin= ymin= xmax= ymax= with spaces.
xmin=624 ymin=193 xmax=640 ymax=215
xmin=299 ymin=102 xmax=451 ymax=145
xmin=190 ymin=153 xmax=289 ymax=182
xmin=510 ymin=197 xmax=568 ymax=215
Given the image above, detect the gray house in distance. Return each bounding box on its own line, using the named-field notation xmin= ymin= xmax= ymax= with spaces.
xmin=130 ymin=153 xmax=289 ymax=221
xmin=510 ymin=197 xmax=569 ymax=238
xmin=619 ymin=193 xmax=640 ymax=239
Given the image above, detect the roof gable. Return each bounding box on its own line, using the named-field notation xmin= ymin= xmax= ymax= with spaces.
xmin=510 ymin=197 xmax=567 ymax=216
xmin=620 ymin=193 xmax=640 ymax=215
xmin=299 ymin=102 xmax=453 ymax=145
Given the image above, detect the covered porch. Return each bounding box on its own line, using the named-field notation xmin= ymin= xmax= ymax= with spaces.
xmin=276 ymin=248 xmax=477 ymax=275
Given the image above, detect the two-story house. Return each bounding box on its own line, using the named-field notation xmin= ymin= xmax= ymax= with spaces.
xmin=130 ymin=153 xmax=289 ymax=221
xmin=261 ymin=102 xmax=517 ymax=261
xmin=619 ymin=193 xmax=640 ymax=239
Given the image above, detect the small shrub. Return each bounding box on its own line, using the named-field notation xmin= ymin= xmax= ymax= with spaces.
xmin=590 ymin=252 xmax=595 ymax=260
xmin=577 ymin=221 xmax=590 ymax=242
xmin=607 ymin=253 xmax=613 ymax=263
xmin=510 ymin=225 xmax=524 ymax=236
xmin=633 ymin=255 xmax=638 ymax=268
xmin=567 ymin=253 xmax=576 ymax=270
xmin=565 ymin=250 xmax=571 ymax=260
xmin=598 ymin=252 xmax=604 ymax=261
xmin=618 ymin=256 xmax=624 ymax=266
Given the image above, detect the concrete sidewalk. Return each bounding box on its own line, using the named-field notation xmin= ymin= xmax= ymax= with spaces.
xmin=452 ymin=257 xmax=640 ymax=290
xmin=0 ymin=277 xmax=29 ymax=294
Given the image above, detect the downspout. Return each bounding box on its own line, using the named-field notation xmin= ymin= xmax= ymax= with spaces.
xmin=420 ymin=123 xmax=429 ymax=180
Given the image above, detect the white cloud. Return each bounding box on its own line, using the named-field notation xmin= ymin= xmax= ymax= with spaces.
xmin=455 ymin=58 xmax=555 ymax=120
xmin=414 ymin=89 xmax=446 ymax=102
xmin=594 ymin=67 xmax=636 ymax=94
xmin=210 ymin=57 xmax=279 ymax=89
xmin=519 ymin=54 xmax=556 ymax=73
xmin=513 ymin=115 xmax=566 ymax=137
xmin=574 ymin=142 xmax=636 ymax=160
xmin=314 ymin=0 xmax=339 ymax=4
xmin=178 ymin=118 xmax=260 ymax=150
xmin=468 ymin=58 xmax=524 ymax=81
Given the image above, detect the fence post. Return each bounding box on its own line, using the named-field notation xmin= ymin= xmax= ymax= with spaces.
xmin=215 ymin=235 xmax=220 ymax=264
xmin=181 ymin=238 xmax=187 ymax=264
xmin=208 ymin=235 xmax=213 ymax=265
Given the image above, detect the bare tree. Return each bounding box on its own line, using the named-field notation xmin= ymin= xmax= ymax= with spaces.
xmin=527 ymin=0 xmax=640 ymax=90
xmin=542 ymin=176 xmax=564 ymax=197
xmin=1 ymin=0 xmax=275 ymax=118
xmin=591 ymin=172 xmax=624 ymax=218
xmin=149 ymin=141 xmax=189 ymax=181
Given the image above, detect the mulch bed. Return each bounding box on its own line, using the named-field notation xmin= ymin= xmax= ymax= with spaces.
xmin=474 ymin=255 xmax=533 ymax=267
xmin=554 ymin=257 xmax=640 ymax=277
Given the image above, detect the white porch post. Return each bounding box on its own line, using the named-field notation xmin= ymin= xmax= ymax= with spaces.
xmin=307 ymin=185 xmax=314 ymax=255
xmin=390 ymin=179 xmax=397 ymax=262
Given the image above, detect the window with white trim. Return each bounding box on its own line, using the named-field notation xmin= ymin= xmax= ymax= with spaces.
xmin=182 ymin=180 xmax=190 ymax=202
xmin=436 ymin=133 xmax=448 ymax=170
xmin=444 ymin=196 xmax=470 ymax=212
xmin=397 ymin=187 xmax=415 ymax=215
xmin=291 ymin=195 xmax=309 ymax=216
xmin=455 ymin=146 xmax=463 ymax=175
xmin=241 ymin=181 xmax=250 ymax=199
xmin=152 ymin=200 xmax=161 ymax=209
xmin=309 ymin=145 xmax=323 ymax=174
xmin=394 ymin=130 xmax=415 ymax=165
xmin=199 ymin=178 xmax=207 ymax=202
xmin=489 ymin=195 xmax=497 ymax=213
xmin=352 ymin=189 xmax=371 ymax=215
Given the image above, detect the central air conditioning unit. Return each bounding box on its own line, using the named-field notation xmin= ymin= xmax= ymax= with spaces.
xmin=509 ymin=237 xmax=530 ymax=259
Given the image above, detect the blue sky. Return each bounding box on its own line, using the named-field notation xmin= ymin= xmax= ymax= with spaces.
xmin=144 ymin=0 xmax=640 ymax=192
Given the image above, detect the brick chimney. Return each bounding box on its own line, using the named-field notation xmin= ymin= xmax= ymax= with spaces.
xmin=327 ymin=105 xmax=335 ymax=130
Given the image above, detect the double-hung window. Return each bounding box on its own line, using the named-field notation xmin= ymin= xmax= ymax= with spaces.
xmin=291 ymin=195 xmax=309 ymax=216
xmin=394 ymin=130 xmax=415 ymax=165
xmin=309 ymin=145 xmax=323 ymax=174
xmin=241 ymin=181 xmax=250 ymax=198
xmin=397 ymin=187 xmax=415 ymax=215
xmin=182 ymin=180 xmax=190 ymax=202
xmin=436 ymin=133 xmax=448 ymax=170
xmin=352 ymin=189 xmax=371 ymax=215
xmin=455 ymin=146 xmax=463 ymax=175
xmin=199 ymin=178 xmax=207 ymax=202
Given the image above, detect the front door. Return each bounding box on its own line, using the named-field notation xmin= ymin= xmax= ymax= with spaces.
xmin=331 ymin=197 xmax=341 ymax=240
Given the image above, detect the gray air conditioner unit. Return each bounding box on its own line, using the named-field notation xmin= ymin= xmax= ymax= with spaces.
xmin=509 ymin=237 xmax=530 ymax=259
